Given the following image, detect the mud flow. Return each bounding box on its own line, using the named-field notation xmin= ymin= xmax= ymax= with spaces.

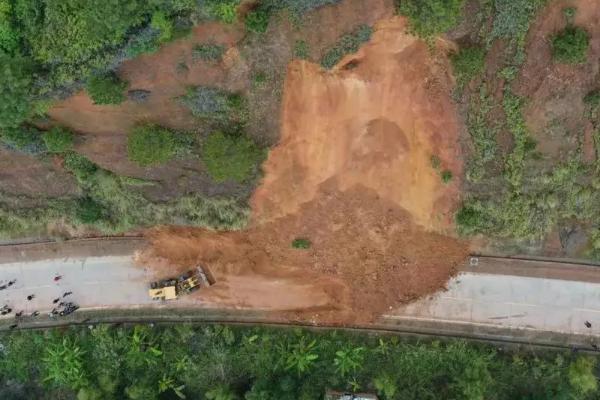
xmin=140 ymin=17 xmax=469 ymax=324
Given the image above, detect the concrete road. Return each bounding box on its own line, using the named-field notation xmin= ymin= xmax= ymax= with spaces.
xmin=385 ymin=257 xmax=600 ymax=338
xmin=0 ymin=255 xmax=153 ymax=317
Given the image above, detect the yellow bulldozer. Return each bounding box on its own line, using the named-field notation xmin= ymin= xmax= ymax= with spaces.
xmin=148 ymin=265 xmax=214 ymax=301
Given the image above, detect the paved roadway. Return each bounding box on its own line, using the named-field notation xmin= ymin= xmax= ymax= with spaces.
xmin=2 ymin=240 xmax=600 ymax=345
xmin=0 ymin=255 xmax=153 ymax=317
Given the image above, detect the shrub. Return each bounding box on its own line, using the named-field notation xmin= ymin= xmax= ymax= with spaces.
xmin=552 ymin=26 xmax=589 ymax=64
xmin=63 ymin=152 xmax=98 ymax=183
xmin=321 ymin=25 xmax=372 ymax=69
xmin=150 ymin=11 xmax=173 ymax=43
xmin=294 ymin=40 xmax=309 ymax=59
xmin=180 ymin=87 xmax=248 ymax=125
xmin=43 ymin=127 xmax=74 ymax=153
xmin=209 ymin=1 xmax=238 ymax=24
xmin=245 ymin=7 xmax=271 ymax=33
xmin=86 ymin=74 xmax=127 ymax=105
xmin=455 ymin=204 xmax=487 ymax=235
xmin=0 ymin=55 xmax=32 ymax=128
xmin=291 ymin=238 xmax=311 ymax=249
xmin=0 ymin=126 xmax=46 ymax=154
xmin=451 ymin=46 xmax=485 ymax=89
xmin=397 ymin=0 xmax=465 ymax=37
xmin=193 ymin=43 xmax=225 ymax=62
xmin=202 ymin=132 xmax=264 ymax=182
xmin=127 ymin=124 xmax=178 ymax=166
xmin=584 ymin=90 xmax=600 ymax=108
xmin=568 ymin=357 xmax=598 ymax=394
xmin=76 ymin=197 xmax=104 ymax=224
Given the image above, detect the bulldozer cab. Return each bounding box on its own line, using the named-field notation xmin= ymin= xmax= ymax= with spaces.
xmin=148 ymin=286 xmax=177 ymax=300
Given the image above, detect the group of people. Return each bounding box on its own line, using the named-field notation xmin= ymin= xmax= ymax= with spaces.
xmin=2 ymin=274 xmax=79 ymax=329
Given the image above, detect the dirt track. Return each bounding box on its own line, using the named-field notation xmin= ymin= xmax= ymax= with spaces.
xmin=140 ymin=17 xmax=469 ymax=324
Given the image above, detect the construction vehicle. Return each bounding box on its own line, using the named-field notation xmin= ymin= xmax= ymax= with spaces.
xmin=148 ymin=265 xmax=214 ymax=301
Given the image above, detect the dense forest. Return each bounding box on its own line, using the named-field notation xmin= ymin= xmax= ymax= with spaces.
xmin=0 ymin=324 xmax=598 ymax=399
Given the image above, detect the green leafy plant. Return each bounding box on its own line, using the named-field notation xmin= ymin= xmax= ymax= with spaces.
xmin=42 ymin=337 xmax=87 ymax=389
xmin=292 ymin=238 xmax=311 ymax=249
xmin=284 ymin=337 xmax=319 ymax=375
xmin=373 ymin=374 xmax=397 ymax=399
xmin=201 ymin=132 xmax=265 ymax=183
xmin=552 ymin=26 xmax=589 ymax=64
xmin=86 ymin=74 xmax=127 ymax=105
xmin=127 ymin=124 xmax=179 ymax=166
xmin=397 ymin=0 xmax=465 ymax=37
xmin=43 ymin=126 xmax=74 ymax=153
xmin=334 ymin=346 xmax=365 ymax=377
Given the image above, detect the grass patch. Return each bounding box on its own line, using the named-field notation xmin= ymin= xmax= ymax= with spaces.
xmin=127 ymin=124 xmax=188 ymax=167
xmin=201 ymin=132 xmax=265 ymax=183
xmin=321 ymin=25 xmax=372 ymax=69
xmin=292 ymin=238 xmax=311 ymax=249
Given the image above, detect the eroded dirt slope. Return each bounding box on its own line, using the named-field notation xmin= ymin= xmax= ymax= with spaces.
xmin=141 ymin=17 xmax=469 ymax=323
xmin=253 ymin=17 xmax=462 ymax=232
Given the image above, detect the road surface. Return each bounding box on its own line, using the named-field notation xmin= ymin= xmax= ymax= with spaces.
xmin=1 ymin=239 xmax=600 ymax=347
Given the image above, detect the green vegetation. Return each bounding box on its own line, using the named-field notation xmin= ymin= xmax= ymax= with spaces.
xmin=0 ymin=125 xmax=46 ymax=155
xmin=321 ymin=25 xmax=372 ymax=69
xmin=245 ymin=6 xmax=271 ymax=34
xmin=451 ymin=46 xmax=486 ymax=90
xmin=86 ymin=74 xmax=127 ymax=105
xmin=150 ymin=11 xmax=173 ymax=43
xmin=43 ymin=127 xmax=74 ymax=154
xmin=292 ymin=238 xmax=311 ymax=249
xmin=397 ymin=0 xmax=464 ymax=37
xmin=552 ymin=26 xmax=589 ymax=64
xmin=193 ymin=43 xmax=226 ymax=62
xmin=208 ymin=0 xmax=239 ymax=24
xmin=294 ymin=39 xmax=310 ymax=60
xmin=202 ymin=132 xmax=265 ymax=183
xmin=127 ymin=124 xmax=184 ymax=166
xmin=0 ymin=55 xmax=32 ymax=128
xmin=180 ymin=87 xmax=249 ymax=127
xmin=0 ymin=324 xmax=597 ymax=399
xmin=441 ymin=170 xmax=453 ymax=184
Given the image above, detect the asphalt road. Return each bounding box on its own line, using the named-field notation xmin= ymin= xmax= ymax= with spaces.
xmin=2 ymin=240 xmax=600 ymax=345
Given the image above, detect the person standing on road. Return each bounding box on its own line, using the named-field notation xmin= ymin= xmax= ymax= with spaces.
xmin=26 ymin=294 xmax=35 ymax=301
xmin=54 ymin=275 xmax=62 ymax=282
xmin=63 ymin=291 xmax=73 ymax=297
